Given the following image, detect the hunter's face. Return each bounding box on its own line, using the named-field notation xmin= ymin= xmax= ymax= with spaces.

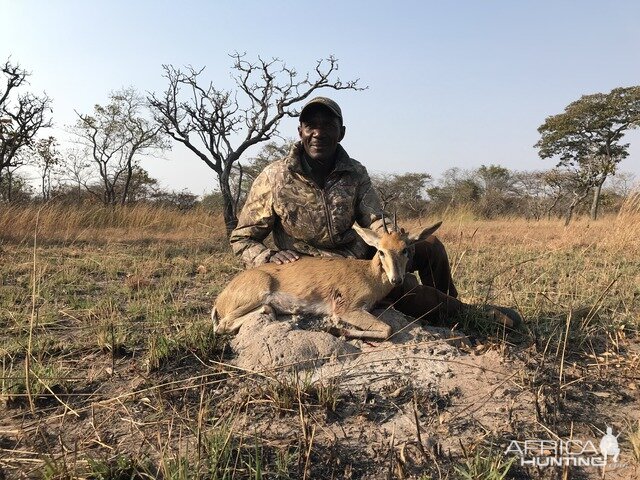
xmin=298 ymin=107 xmax=345 ymax=163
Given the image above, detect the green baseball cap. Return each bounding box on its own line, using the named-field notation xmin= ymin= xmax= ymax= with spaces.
xmin=299 ymin=97 xmax=343 ymax=124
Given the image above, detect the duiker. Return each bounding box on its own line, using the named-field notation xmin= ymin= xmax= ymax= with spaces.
xmin=213 ymin=221 xmax=442 ymax=340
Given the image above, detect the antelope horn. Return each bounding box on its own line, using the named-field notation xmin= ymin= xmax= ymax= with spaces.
xmin=393 ymin=211 xmax=398 ymax=232
xmin=381 ymin=211 xmax=390 ymax=234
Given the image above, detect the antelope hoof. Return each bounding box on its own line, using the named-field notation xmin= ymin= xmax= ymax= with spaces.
xmin=487 ymin=306 xmax=521 ymax=329
xmin=259 ymin=304 xmax=277 ymax=321
xmin=326 ymin=326 xmax=347 ymax=338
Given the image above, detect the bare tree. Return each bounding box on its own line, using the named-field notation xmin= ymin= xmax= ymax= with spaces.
xmin=148 ymin=53 xmax=365 ymax=234
xmin=511 ymin=170 xmax=550 ymax=220
xmin=371 ymin=173 xmax=399 ymax=211
xmin=72 ymin=87 xmax=168 ymax=205
xmin=0 ymin=163 xmax=33 ymax=202
xmin=605 ymin=171 xmax=636 ymax=198
xmin=0 ymin=59 xmax=52 ymax=191
xmin=31 ymin=136 xmax=61 ymax=200
xmin=539 ymin=168 xmax=593 ymax=225
xmin=58 ymin=148 xmax=94 ymax=203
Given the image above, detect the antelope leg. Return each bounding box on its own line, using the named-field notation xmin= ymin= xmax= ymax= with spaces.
xmin=214 ymin=302 xmax=276 ymax=334
xmin=334 ymin=310 xmax=392 ymax=341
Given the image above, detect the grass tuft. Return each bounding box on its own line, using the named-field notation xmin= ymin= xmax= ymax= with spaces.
xmin=629 ymin=420 xmax=640 ymax=463
xmin=87 ymin=455 xmax=153 ymax=479
xmin=454 ymin=442 xmax=515 ymax=480
xmin=259 ymin=370 xmax=340 ymax=413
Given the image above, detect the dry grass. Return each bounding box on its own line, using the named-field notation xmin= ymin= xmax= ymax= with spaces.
xmin=0 ymin=202 xmax=225 ymax=244
xmin=1 ymin=202 xmax=639 ymax=478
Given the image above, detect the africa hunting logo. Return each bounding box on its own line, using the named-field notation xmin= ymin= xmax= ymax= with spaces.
xmin=505 ymin=427 xmax=621 ymax=468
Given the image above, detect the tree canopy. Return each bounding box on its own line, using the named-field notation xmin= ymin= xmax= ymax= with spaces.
xmin=0 ymin=59 xmax=51 ymax=184
xmin=535 ymin=86 xmax=640 ymax=221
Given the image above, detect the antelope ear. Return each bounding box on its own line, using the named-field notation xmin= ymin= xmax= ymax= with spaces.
xmin=352 ymin=223 xmax=381 ymax=248
xmin=408 ymin=221 xmax=442 ymax=245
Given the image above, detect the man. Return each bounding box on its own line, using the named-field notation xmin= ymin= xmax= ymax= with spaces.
xmin=229 ymin=97 xmax=520 ymax=327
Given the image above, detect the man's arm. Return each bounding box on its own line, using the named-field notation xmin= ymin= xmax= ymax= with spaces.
xmin=229 ymin=169 xmax=277 ymax=267
xmin=354 ymin=168 xmax=389 ymax=232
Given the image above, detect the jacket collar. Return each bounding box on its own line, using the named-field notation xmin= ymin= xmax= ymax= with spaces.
xmin=286 ymin=142 xmax=357 ymax=175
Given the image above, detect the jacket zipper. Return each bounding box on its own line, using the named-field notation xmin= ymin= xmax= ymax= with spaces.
xmin=320 ymin=189 xmax=336 ymax=247
xmin=296 ymin=171 xmax=337 ymax=247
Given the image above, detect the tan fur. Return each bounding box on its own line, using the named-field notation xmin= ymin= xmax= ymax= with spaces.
xmin=213 ymin=221 xmax=441 ymax=341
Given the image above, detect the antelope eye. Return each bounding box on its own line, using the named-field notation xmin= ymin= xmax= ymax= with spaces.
xmin=378 ymin=250 xmax=385 ymax=257
xmin=402 ymin=248 xmax=408 ymax=256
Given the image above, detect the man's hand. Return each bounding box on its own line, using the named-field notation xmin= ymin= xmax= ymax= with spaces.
xmin=269 ymin=250 xmax=300 ymax=265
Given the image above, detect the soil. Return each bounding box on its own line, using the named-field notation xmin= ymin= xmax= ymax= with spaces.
xmin=226 ymin=308 xmax=640 ymax=479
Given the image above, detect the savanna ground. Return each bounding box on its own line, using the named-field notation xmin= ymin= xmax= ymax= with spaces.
xmin=0 ymin=199 xmax=639 ymax=480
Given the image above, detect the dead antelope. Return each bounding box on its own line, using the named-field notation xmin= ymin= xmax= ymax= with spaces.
xmin=212 ymin=220 xmax=442 ymax=340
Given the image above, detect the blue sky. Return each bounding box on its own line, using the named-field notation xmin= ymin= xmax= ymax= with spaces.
xmin=2 ymin=0 xmax=639 ymax=195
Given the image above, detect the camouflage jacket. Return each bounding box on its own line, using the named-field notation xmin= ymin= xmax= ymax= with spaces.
xmin=230 ymin=142 xmax=385 ymax=267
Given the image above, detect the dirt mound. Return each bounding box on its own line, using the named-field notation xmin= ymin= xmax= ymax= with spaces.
xmin=231 ymin=308 xmax=468 ymax=388
xmin=228 ymin=308 xmax=539 ymax=473
xmin=230 ymin=310 xmax=361 ymax=371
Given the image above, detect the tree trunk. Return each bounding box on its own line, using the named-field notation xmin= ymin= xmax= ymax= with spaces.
xmin=45 ymin=170 xmax=52 ymax=201
xmin=41 ymin=172 xmax=47 ymax=201
xmin=564 ymin=202 xmax=575 ymax=227
xmin=105 ymin=184 xmax=116 ymax=205
xmin=6 ymin=170 xmax=12 ymax=203
xmin=121 ymin=163 xmax=133 ymax=206
xmin=565 ymin=188 xmax=591 ymax=226
xmin=590 ymin=179 xmax=605 ymax=221
xmin=219 ymin=173 xmax=238 ymax=235
xmin=546 ymin=194 xmax=563 ymax=221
